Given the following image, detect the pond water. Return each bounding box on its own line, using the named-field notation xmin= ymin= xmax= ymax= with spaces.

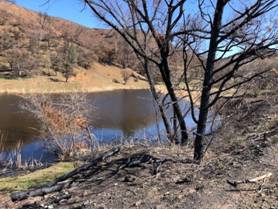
xmin=0 ymin=89 xmax=220 ymax=163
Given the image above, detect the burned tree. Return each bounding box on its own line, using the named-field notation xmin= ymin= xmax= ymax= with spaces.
xmin=178 ymin=0 xmax=278 ymax=160
xmin=84 ymin=0 xmax=189 ymax=144
xmin=82 ymin=0 xmax=277 ymax=160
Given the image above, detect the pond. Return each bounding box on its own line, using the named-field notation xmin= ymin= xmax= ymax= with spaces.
xmin=0 ymin=89 xmax=220 ymax=163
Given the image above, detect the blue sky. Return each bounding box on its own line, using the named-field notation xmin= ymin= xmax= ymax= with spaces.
xmin=16 ymin=0 xmax=102 ymax=28
xmin=14 ymin=1 xmax=246 ymax=30
xmin=15 ymin=0 xmax=200 ymax=29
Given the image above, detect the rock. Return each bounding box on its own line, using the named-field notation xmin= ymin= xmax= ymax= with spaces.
xmin=175 ymin=175 xmax=193 ymax=184
xmin=96 ymin=206 xmax=107 ymax=209
xmin=112 ymin=78 xmax=121 ymax=84
xmin=195 ymin=184 xmax=205 ymax=192
xmin=135 ymin=200 xmax=142 ymax=206
xmin=83 ymin=200 xmax=92 ymax=206
xmin=122 ymin=175 xmax=135 ymax=182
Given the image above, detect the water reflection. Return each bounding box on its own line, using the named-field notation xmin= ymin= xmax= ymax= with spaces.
xmin=0 ymin=89 xmax=221 ymax=163
xmin=0 ymin=90 xmax=165 ymax=162
xmin=0 ymin=95 xmax=41 ymax=152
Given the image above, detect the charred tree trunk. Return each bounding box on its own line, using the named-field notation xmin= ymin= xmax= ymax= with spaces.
xmin=173 ymin=110 xmax=179 ymax=144
xmin=194 ymin=0 xmax=226 ymax=161
xmin=143 ymin=58 xmax=173 ymax=140
xmin=160 ymin=57 xmax=188 ymax=145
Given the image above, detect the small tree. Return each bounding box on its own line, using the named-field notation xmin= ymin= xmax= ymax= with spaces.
xmin=50 ymin=42 xmax=78 ymax=82
xmin=63 ymin=43 xmax=78 ymax=82
xmin=77 ymin=48 xmax=94 ymax=69
xmin=98 ymin=48 xmax=116 ymax=65
xmin=38 ymin=12 xmax=52 ymax=46
xmin=28 ymin=36 xmax=40 ymax=55
xmin=22 ymin=94 xmax=92 ymax=159
xmin=50 ymin=51 xmax=64 ymax=74
xmin=115 ymin=33 xmax=131 ymax=68
xmin=6 ymin=48 xmax=37 ymax=77
xmin=0 ymin=29 xmax=14 ymax=53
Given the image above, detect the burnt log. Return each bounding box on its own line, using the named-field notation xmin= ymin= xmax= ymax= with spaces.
xmin=11 ymin=184 xmax=63 ymax=202
xmin=50 ymin=147 xmax=120 ymax=186
xmin=10 ymin=147 xmax=121 ymax=202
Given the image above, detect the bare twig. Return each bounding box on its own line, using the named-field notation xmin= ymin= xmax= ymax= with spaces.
xmin=227 ymin=172 xmax=273 ymax=187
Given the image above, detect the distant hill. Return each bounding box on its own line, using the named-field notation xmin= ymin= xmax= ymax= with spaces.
xmin=0 ymin=0 xmax=139 ymax=78
xmin=0 ymin=0 xmax=120 ymax=53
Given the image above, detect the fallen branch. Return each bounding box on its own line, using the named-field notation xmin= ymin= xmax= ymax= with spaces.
xmin=10 ymin=147 xmax=121 ymax=202
xmin=227 ymin=172 xmax=273 ymax=187
xmin=11 ymin=149 xmax=177 ymax=202
xmin=247 ymin=128 xmax=278 ymax=140
xmin=11 ymin=185 xmax=64 ymax=202
xmin=50 ymin=147 xmax=121 ymax=186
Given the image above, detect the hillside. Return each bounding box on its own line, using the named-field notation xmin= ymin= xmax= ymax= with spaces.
xmin=0 ymin=0 xmax=121 ymax=57
xmin=0 ymin=1 xmax=147 ymax=93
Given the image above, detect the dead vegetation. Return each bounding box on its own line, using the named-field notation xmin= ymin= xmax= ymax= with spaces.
xmin=21 ymin=94 xmax=94 ymax=160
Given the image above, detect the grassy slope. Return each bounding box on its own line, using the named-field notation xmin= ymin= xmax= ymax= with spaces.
xmin=0 ymin=162 xmax=74 ymax=193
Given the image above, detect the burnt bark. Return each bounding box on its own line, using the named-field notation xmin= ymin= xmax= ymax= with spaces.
xmin=194 ymin=0 xmax=226 ymax=161
xmin=142 ymin=58 xmax=173 ymax=141
xmin=159 ymin=58 xmax=188 ymax=144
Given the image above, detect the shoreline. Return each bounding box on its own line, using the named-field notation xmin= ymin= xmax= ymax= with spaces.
xmin=0 ymin=85 xmax=150 ymax=95
xmin=0 ymin=78 xmax=203 ymax=106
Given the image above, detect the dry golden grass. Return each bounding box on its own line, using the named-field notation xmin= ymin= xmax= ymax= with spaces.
xmin=0 ymin=63 xmax=149 ymax=94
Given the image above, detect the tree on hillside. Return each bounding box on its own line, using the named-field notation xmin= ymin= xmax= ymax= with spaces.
xmin=6 ymin=48 xmax=38 ymax=77
xmin=38 ymin=12 xmax=52 ymax=47
xmin=63 ymin=43 xmax=78 ymax=82
xmin=0 ymin=26 xmax=38 ymax=76
xmin=0 ymin=31 xmax=13 ymax=54
xmin=77 ymin=48 xmax=94 ymax=69
xmin=83 ymin=0 xmax=277 ymax=161
xmin=114 ymin=33 xmax=132 ymax=69
xmin=51 ymin=41 xmax=78 ymax=82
